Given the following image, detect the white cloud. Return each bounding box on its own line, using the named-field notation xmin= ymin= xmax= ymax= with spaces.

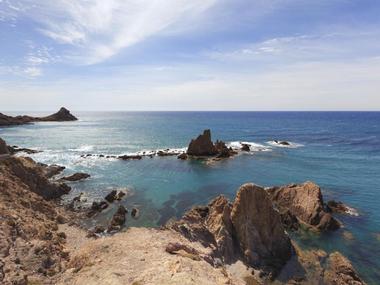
xmin=7 ymin=0 xmax=217 ymax=64
xmin=23 ymin=66 xmax=42 ymax=77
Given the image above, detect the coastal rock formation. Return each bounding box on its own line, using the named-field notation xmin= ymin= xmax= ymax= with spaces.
xmin=231 ymin=184 xmax=292 ymax=271
xmin=0 ymin=137 xmax=10 ymax=155
xmin=118 ymin=154 xmax=142 ymax=160
xmin=326 ymin=200 xmax=358 ymax=216
xmin=170 ymin=184 xmax=292 ymax=275
xmin=0 ymin=156 xmax=73 ymax=284
xmin=267 ymin=182 xmax=341 ymax=231
xmin=273 ymin=140 xmax=290 ymax=146
xmin=104 ymin=189 xmax=126 ymax=203
xmin=59 ymin=172 xmax=90 ymax=182
xmin=187 ymin=129 xmax=218 ymax=156
xmin=37 ymin=107 xmax=77 ymax=122
xmin=241 ymin=143 xmax=250 ymax=151
xmin=0 ymin=107 xmax=77 ymax=126
xmin=1 ymin=156 xmax=71 ymax=200
xmin=323 ymin=252 xmax=366 ymax=284
xmin=108 ymin=205 xmax=128 ymax=232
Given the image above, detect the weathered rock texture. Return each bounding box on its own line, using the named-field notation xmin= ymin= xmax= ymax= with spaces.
xmin=267 ymin=181 xmax=341 ymax=231
xmin=1 ymin=156 xmax=71 ymax=200
xmin=0 ymin=107 xmax=77 ymax=126
xmin=231 ymin=184 xmax=292 ymax=271
xmin=187 ymin=129 xmax=218 ymax=156
xmin=0 ymin=156 xmax=73 ymax=284
xmin=170 ymin=183 xmax=292 ymax=276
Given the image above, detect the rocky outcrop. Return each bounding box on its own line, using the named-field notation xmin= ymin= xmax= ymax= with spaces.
xmin=108 ymin=205 xmax=128 ymax=232
xmin=118 ymin=154 xmax=142 ymax=160
xmin=267 ymin=182 xmax=341 ymax=231
xmin=187 ymin=129 xmax=218 ymax=156
xmin=0 ymin=137 xmax=10 ymax=154
xmin=231 ymin=184 xmax=292 ymax=271
xmin=59 ymin=172 xmax=90 ymax=182
xmin=37 ymin=107 xmax=77 ymax=122
xmin=170 ymin=183 xmax=292 ymax=275
xmin=0 ymin=156 xmax=73 ymax=284
xmin=104 ymin=189 xmax=126 ymax=203
xmin=323 ymin=252 xmax=366 ymax=285
xmin=241 ymin=143 xmax=250 ymax=151
xmin=1 ymin=156 xmax=71 ymax=200
xmin=0 ymin=107 xmax=77 ymax=126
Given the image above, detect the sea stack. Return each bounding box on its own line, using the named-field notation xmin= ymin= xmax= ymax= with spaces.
xmin=186 ymin=129 xmax=217 ymax=156
xmin=38 ymin=107 xmax=78 ymax=122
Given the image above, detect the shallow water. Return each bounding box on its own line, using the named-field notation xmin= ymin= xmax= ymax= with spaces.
xmin=1 ymin=111 xmax=379 ymax=283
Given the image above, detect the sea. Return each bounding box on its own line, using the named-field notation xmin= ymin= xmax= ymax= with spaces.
xmin=1 ymin=111 xmax=379 ymax=283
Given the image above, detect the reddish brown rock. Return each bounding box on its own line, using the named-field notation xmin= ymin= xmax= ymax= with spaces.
xmin=108 ymin=205 xmax=128 ymax=232
xmin=170 ymin=184 xmax=292 ymax=275
xmin=231 ymin=184 xmax=292 ymax=270
xmin=324 ymin=252 xmax=366 ymax=285
xmin=267 ymin=182 xmax=341 ymax=231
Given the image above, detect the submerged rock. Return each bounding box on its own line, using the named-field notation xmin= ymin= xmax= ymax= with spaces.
xmin=59 ymin=172 xmax=90 ymax=182
xmin=131 ymin=208 xmax=139 ymax=219
xmin=118 ymin=155 xmax=142 ymax=160
xmin=267 ymin=182 xmax=341 ymax=231
xmin=187 ymin=129 xmax=217 ymax=156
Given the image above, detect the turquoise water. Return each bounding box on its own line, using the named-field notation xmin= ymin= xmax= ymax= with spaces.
xmin=1 ymin=111 xmax=379 ymax=283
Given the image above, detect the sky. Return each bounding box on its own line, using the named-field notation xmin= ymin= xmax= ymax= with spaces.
xmin=1 ymin=0 xmax=380 ymax=111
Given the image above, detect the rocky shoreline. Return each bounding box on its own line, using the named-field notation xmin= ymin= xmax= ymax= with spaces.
xmin=0 ymin=135 xmax=367 ymax=285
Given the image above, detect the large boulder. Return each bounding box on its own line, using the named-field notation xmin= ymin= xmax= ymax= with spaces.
xmin=187 ymin=129 xmax=217 ymax=156
xmin=231 ymin=184 xmax=292 ymax=270
xmin=267 ymin=182 xmax=340 ymax=231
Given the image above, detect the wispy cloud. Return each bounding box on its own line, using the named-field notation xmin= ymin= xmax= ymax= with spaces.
xmin=5 ymin=0 xmax=217 ymax=64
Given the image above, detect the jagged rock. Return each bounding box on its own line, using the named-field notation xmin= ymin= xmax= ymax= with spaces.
xmin=324 ymin=252 xmax=366 ymax=285
xmin=171 ymin=184 xmax=292 ymax=275
xmin=177 ymin=153 xmax=188 ymax=160
xmin=87 ymin=201 xmax=109 ymax=217
xmin=0 ymin=137 xmax=10 ymax=155
xmin=108 ymin=205 xmax=128 ymax=232
xmin=231 ymin=184 xmax=292 ymax=271
xmin=267 ymin=181 xmax=341 ymax=231
xmin=0 ymin=107 xmax=77 ymax=126
xmin=105 ymin=190 xmax=125 ymax=203
xmin=187 ymin=129 xmax=217 ymax=156
xmin=326 ymin=200 xmax=357 ymax=216
xmin=241 ymin=144 xmax=250 ymax=152
xmin=59 ymin=172 xmax=90 ymax=182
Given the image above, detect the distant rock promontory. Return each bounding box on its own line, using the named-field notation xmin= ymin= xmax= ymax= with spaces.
xmin=0 ymin=107 xmax=77 ymax=126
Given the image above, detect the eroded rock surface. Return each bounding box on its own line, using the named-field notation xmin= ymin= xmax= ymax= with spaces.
xmin=170 ymin=184 xmax=292 ymax=276
xmin=267 ymin=182 xmax=341 ymax=231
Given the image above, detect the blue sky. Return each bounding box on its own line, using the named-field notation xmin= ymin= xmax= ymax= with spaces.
xmin=1 ymin=0 xmax=380 ymax=111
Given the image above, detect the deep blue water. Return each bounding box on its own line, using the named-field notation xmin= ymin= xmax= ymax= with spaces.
xmin=1 ymin=111 xmax=379 ymax=283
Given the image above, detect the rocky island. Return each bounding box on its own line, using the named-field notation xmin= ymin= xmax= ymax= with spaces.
xmin=0 ymin=107 xmax=77 ymax=126
xmin=0 ymin=136 xmax=366 ymax=284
